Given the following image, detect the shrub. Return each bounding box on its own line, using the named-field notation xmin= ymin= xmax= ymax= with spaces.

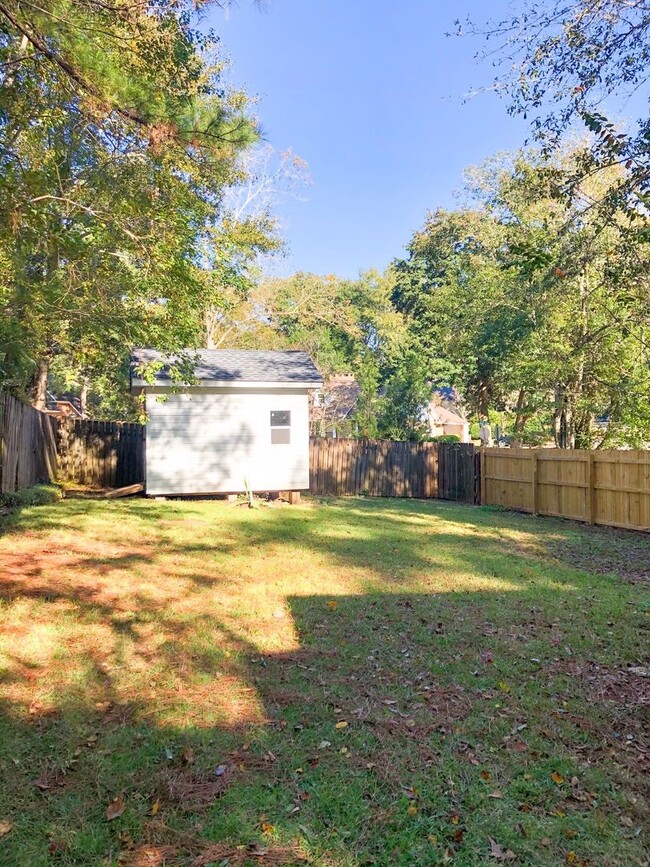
xmin=429 ymin=434 xmax=461 ymax=443
xmin=0 ymin=484 xmax=63 ymax=509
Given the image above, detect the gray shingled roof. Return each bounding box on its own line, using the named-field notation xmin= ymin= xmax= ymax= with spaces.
xmin=131 ymin=348 xmax=322 ymax=384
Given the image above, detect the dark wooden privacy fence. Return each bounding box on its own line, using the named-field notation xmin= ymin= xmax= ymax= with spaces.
xmin=309 ymin=438 xmax=479 ymax=503
xmin=58 ymin=419 xmax=145 ymax=487
xmin=0 ymin=392 xmax=58 ymax=493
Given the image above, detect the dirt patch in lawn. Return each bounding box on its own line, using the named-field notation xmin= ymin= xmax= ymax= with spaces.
xmin=550 ymin=658 xmax=650 ymax=783
xmin=119 ymin=838 xmax=309 ymax=867
xmin=549 ymin=524 xmax=650 ymax=583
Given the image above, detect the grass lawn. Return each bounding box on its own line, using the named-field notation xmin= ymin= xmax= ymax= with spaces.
xmin=0 ymin=496 xmax=648 ymax=867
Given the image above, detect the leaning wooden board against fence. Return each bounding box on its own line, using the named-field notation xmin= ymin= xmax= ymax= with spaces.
xmin=58 ymin=419 xmax=145 ymax=487
xmin=0 ymin=391 xmax=58 ymax=493
xmin=309 ymin=438 xmax=479 ymax=503
xmin=482 ymin=447 xmax=650 ymax=532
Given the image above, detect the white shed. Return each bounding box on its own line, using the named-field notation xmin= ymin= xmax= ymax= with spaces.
xmin=131 ymin=348 xmax=323 ymax=497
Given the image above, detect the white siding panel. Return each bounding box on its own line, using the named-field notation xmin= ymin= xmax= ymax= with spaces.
xmin=145 ymin=390 xmax=310 ymax=495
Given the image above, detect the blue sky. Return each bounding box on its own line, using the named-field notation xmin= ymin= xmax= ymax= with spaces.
xmin=203 ymin=2 xmax=546 ymax=278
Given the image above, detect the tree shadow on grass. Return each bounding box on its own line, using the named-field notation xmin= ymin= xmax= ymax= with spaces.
xmin=0 ymin=497 xmax=648 ymax=866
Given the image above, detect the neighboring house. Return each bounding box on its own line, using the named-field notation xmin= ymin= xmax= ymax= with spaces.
xmin=43 ymin=392 xmax=84 ymax=419
xmin=131 ymin=348 xmax=323 ymax=497
xmin=310 ymin=373 xmax=361 ymax=437
xmin=425 ymin=402 xmax=470 ymax=442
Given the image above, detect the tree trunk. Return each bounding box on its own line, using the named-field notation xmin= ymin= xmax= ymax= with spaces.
xmin=553 ymin=383 xmax=573 ymax=449
xmin=79 ymin=376 xmax=89 ymax=417
xmin=205 ymin=306 xmax=216 ymax=348
xmin=32 ymin=358 xmax=49 ymax=410
xmin=478 ymin=378 xmax=489 ymax=418
xmin=511 ymin=388 xmax=529 ymax=446
xmin=574 ymin=411 xmax=592 ymax=449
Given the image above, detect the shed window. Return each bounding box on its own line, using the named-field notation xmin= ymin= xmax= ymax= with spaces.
xmin=270 ymin=410 xmax=291 ymax=427
xmin=270 ymin=409 xmax=291 ymax=444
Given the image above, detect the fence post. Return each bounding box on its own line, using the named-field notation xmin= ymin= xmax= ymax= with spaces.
xmin=587 ymin=452 xmax=596 ymax=524
xmin=0 ymin=392 xmax=4 ymax=492
xmin=531 ymin=451 xmax=539 ymax=515
xmin=480 ymin=448 xmax=487 ymax=505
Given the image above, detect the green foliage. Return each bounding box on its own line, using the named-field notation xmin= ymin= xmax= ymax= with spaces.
xmin=0 ymin=484 xmax=62 ymax=509
xmin=468 ymin=0 xmax=650 ymax=231
xmin=376 ymin=349 xmax=432 ymax=441
xmin=0 ymin=1 xmax=266 ymax=415
xmin=429 ymin=434 xmax=460 ymax=443
xmin=390 ymin=148 xmax=650 ymax=447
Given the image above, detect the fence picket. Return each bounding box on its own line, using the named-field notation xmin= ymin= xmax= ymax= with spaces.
xmin=0 ymin=392 xmax=58 ymax=493
xmin=308 ymin=438 xmax=478 ymax=503
xmin=57 ymin=417 xmax=145 ymax=488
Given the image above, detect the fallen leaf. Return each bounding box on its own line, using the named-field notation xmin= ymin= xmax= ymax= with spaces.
xmin=106 ymin=795 xmax=126 ymax=821
xmin=480 ymin=770 xmax=492 ymax=781
xmin=327 ymin=600 xmax=338 ymax=610
xmin=150 ymin=798 xmax=160 ymax=816
xmin=181 ymin=746 xmax=194 ymax=764
xmin=260 ymin=821 xmax=275 ymax=834
xmin=566 ymin=852 xmax=576 ymax=864
xmin=499 ymin=681 xmax=511 ymax=693
xmin=214 ymin=764 xmax=227 ymax=776
xmin=407 ymin=805 xmax=418 ymax=816
xmin=335 ymin=721 xmax=348 ymax=730
xmin=565 ymin=829 xmax=577 ymax=840
xmin=489 ymin=837 xmax=516 ymax=861
xmin=0 ymin=821 xmax=12 ymax=838
xmin=317 ymin=740 xmax=330 ymax=749
xmin=488 ymin=790 xmax=503 ymax=799
xmin=551 ymin=771 xmax=565 ymax=785
xmin=47 ymin=837 xmax=68 ymax=855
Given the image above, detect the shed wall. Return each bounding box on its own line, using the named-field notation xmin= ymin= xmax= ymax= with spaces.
xmin=145 ymin=389 xmax=310 ymax=495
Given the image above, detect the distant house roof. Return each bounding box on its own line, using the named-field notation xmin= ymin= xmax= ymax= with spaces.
xmin=312 ymin=374 xmax=361 ymax=424
xmin=131 ymin=348 xmax=323 ymax=388
xmin=428 ymin=404 xmax=468 ymax=426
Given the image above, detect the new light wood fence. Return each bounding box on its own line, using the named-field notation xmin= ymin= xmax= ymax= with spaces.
xmin=482 ymin=447 xmax=650 ymax=532
xmin=0 ymin=392 xmax=58 ymax=493
xmin=58 ymin=419 xmax=145 ymax=487
xmin=309 ymin=438 xmax=479 ymax=503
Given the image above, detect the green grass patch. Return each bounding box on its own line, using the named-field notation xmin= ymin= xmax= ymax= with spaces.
xmin=0 ymin=496 xmax=648 ymax=866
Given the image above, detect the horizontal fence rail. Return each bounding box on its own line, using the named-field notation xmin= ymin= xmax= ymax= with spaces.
xmin=309 ymin=438 xmax=479 ymax=503
xmin=58 ymin=419 xmax=145 ymax=488
xmin=0 ymin=392 xmax=57 ymax=493
xmin=482 ymin=447 xmax=650 ymax=532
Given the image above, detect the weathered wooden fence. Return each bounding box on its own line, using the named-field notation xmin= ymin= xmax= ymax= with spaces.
xmin=3 ymin=387 xmax=649 ymax=533
xmin=58 ymin=419 xmax=145 ymax=487
xmin=0 ymin=391 xmax=58 ymax=493
xmin=482 ymin=447 xmax=650 ymax=532
xmin=309 ymin=438 xmax=479 ymax=503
